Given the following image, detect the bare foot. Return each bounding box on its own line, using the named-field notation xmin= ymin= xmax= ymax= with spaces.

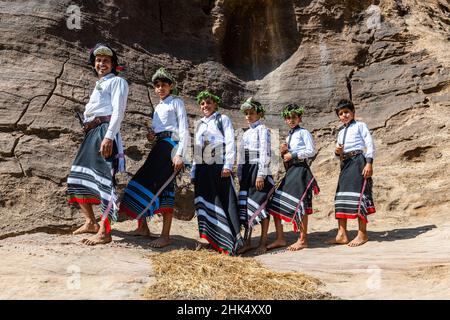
xmin=254 ymin=244 xmax=268 ymax=255
xmin=73 ymin=222 xmax=99 ymax=235
xmin=266 ymin=239 xmax=287 ymax=250
xmin=326 ymin=234 xmax=349 ymax=245
xmin=128 ymin=220 xmax=151 ymax=237
xmin=237 ymin=244 xmax=254 ymax=255
xmin=348 ymin=235 xmax=368 ymax=247
xmin=149 ymin=236 xmax=172 ymax=248
xmin=287 ymin=239 xmax=308 ymax=251
xmin=81 ymin=233 xmax=112 ymax=246
xmin=129 ymin=227 xmax=151 ymax=237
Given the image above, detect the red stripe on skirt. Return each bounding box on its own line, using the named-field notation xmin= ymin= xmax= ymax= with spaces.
xmin=154 ymin=207 xmax=174 ymax=215
xmin=68 ymin=197 xmax=101 ymax=205
xmin=199 ymin=233 xmax=231 ymax=255
xmin=336 ymin=208 xmax=375 ymax=221
xmin=119 ymin=206 xmax=138 ymax=219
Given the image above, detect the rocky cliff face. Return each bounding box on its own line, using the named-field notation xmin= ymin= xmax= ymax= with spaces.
xmin=0 ymin=0 xmax=449 ymax=238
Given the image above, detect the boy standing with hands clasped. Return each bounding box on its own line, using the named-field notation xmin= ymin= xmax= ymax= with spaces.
xmin=327 ymin=99 xmax=376 ymax=247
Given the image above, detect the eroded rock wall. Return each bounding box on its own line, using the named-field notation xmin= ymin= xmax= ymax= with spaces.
xmin=0 ymin=0 xmax=449 ymax=237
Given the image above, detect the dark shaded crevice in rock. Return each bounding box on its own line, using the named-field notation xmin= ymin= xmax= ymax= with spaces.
xmin=9 ymin=135 xmax=22 ymax=158
xmin=40 ymin=57 xmax=70 ymax=112
xmin=125 ymin=145 xmax=144 ymax=161
xmin=13 ymin=144 xmax=27 ymax=178
xmin=346 ymin=69 xmax=355 ymax=101
xmin=220 ymin=0 xmax=301 ymax=81
xmin=395 ymin=0 xmax=410 ymax=17
xmin=422 ymin=81 xmax=450 ymax=95
xmin=402 ymin=146 xmax=433 ymax=161
xmin=14 ymin=95 xmax=48 ymax=130
xmin=158 ymin=0 xmax=164 ymax=34
xmin=201 ymin=0 xmax=215 ymax=15
xmin=23 ymin=128 xmax=73 ymax=140
xmin=142 ymin=59 xmax=155 ymax=117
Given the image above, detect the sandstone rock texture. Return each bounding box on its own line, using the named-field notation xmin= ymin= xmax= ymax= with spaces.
xmin=0 ymin=0 xmax=449 ymax=238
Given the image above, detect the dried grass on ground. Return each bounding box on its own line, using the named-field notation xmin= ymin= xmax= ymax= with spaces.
xmin=143 ymin=249 xmax=335 ymax=300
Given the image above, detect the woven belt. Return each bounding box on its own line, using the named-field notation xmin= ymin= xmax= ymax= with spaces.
xmin=83 ymin=116 xmax=111 ymax=132
xmin=341 ymin=150 xmax=364 ymax=160
xmin=284 ymin=157 xmax=309 ymax=170
xmin=155 ymin=131 xmax=173 ymax=140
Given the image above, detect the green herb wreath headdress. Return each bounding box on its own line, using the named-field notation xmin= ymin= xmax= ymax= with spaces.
xmin=196 ymin=90 xmax=222 ymax=105
xmin=281 ymin=103 xmax=305 ymax=118
xmin=240 ymin=97 xmax=265 ymax=116
xmin=151 ymin=67 xmax=179 ymax=95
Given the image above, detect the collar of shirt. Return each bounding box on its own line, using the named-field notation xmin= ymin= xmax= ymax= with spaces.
xmin=96 ymin=73 xmax=115 ymax=84
xmin=343 ymin=119 xmax=356 ymax=129
xmin=201 ymin=111 xmax=218 ymax=123
xmin=289 ymin=125 xmax=301 ymax=135
xmin=158 ymin=95 xmax=174 ymax=105
xmin=249 ymin=120 xmax=261 ymax=129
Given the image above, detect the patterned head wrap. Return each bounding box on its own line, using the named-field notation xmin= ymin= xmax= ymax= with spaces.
xmin=196 ymin=90 xmax=221 ymax=105
xmin=240 ymin=97 xmax=265 ymax=116
xmin=281 ymin=103 xmax=305 ymax=118
xmin=93 ymin=46 xmax=113 ymax=57
xmin=88 ymin=43 xmax=120 ymax=75
xmin=151 ymin=67 xmax=178 ymax=95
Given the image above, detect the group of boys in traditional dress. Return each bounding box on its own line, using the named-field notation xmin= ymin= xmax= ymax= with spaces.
xmin=67 ymin=43 xmax=376 ymax=254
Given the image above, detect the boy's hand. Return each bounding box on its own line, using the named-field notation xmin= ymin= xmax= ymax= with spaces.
xmin=335 ymin=144 xmax=344 ymax=156
xmin=221 ymin=168 xmax=232 ymax=178
xmin=147 ymin=131 xmax=155 ymax=141
xmin=256 ymin=177 xmax=264 ymax=191
xmin=172 ymin=155 xmax=184 ymax=171
xmin=99 ymin=138 xmax=113 ymax=158
xmin=280 ymin=143 xmax=289 ymax=155
xmin=283 ymin=152 xmax=293 ymax=162
xmin=362 ymin=163 xmax=373 ymax=179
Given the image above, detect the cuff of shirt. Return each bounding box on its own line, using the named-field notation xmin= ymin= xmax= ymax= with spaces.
xmin=105 ymin=130 xmax=115 ymax=141
xmin=223 ymin=163 xmax=233 ymax=171
xmin=175 ymin=149 xmax=183 ymax=158
xmin=291 ymin=152 xmax=298 ymax=159
xmin=366 ymin=157 xmax=374 ymax=164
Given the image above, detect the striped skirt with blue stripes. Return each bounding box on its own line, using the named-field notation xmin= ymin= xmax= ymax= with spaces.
xmin=119 ymin=137 xmax=177 ymax=219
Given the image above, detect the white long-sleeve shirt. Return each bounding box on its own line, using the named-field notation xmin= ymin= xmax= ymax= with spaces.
xmin=336 ymin=120 xmax=376 ymax=161
xmin=287 ymin=126 xmax=316 ymax=159
xmin=237 ymin=120 xmax=271 ymax=179
xmin=84 ymin=73 xmax=129 ymax=140
xmin=191 ymin=112 xmax=236 ymax=179
xmin=152 ymin=95 xmax=189 ymax=158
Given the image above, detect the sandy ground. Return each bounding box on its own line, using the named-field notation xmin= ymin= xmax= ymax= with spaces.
xmin=0 ymin=214 xmax=449 ymax=300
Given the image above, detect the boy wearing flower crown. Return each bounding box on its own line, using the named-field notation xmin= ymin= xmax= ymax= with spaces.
xmin=267 ymin=104 xmax=319 ymax=251
xmin=119 ymin=67 xmax=188 ymax=248
xmin=237 ymin=97 xmax=274 ymax=255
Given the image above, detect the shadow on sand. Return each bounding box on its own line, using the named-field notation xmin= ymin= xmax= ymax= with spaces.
xmin=111 ymin=224 xmax=437 ymax=256
xmin=241 ymin=224 xmax=438 ymax=256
